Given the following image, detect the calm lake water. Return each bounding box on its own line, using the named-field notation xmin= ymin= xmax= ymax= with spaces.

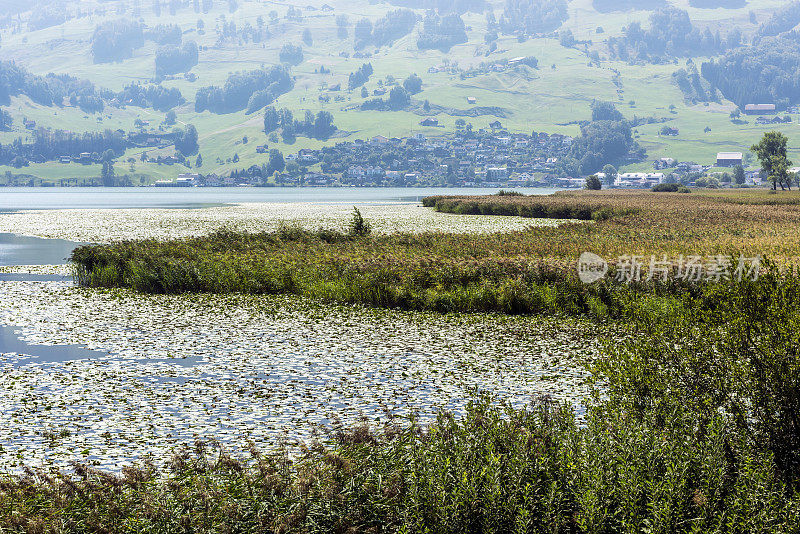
xmin=0 ymin=186 xmax=564 ymax=210
xmin=0 ymin=186 xmax=564 ymax=365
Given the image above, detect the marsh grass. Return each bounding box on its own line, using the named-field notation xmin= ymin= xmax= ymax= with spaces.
xmin=70 ymin=226 xmax=706 ymax=318
xmin=71 ymin=188 xmax=800 ymax=317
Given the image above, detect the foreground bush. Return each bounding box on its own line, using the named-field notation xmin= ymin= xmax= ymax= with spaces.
xmin=3 ymin=396 xmax=798 ymax=533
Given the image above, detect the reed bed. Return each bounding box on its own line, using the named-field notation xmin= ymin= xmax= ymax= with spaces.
xmin=70 ymin=190 xmax=800 ymax=317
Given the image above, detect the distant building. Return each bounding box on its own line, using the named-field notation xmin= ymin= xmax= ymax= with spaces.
xmin=256 ymin=145 xmax=268 ymax=153
xmin=176 ymin=173 xmax=200 ymax=186
xmin=466 ymin=96 xmax=477 ymax=104
xmin=486 ymin=166 xmax=508 ymax=180
xmin=489 ymin=120 xmax=503 ymax=130
xmin=744 ymin=104 xmax=776 ymax=115
xmin=419 ymin=117 xmax=438 ymax=126
xmin=653 ymin=157 xmax=676 ymax=170
xmin=716 ymin=152 xmax=743 ymax=167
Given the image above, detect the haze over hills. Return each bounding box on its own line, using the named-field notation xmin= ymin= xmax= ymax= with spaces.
xmin=0 ymin=0 xmax=796 ymax=186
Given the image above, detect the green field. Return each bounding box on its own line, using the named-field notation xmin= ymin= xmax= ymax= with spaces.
xmin=1 ymin=0 xmax=798 ymax=182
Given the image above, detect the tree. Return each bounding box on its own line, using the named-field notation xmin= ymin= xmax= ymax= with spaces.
xmin=195 ymin=153 xmax=203 ymax=167
xmin=601 ymin=164 xmax=617 ymax=186
xmin=279 ymin=44 xmax=303 ymax=65
xmin=165 ymin=109 xmax=177 ymax=125
xmin=586 ymin=175 xmax=602 ymax=190
xmin=354 ymin=18 xmax=373 ymax=45
xmin=264 ymin=106 xmax=279 ymax=133
xmin=752 ymin=131 xmax=792 ymax=190
xmin=101 ymin=161 xmax=116 ymax=186
xmin=733 ymin=164 xmax=746 ymax=185
xmin=348 ymin=207 xmax=371 ymax=237
xmin=267 ymin=149 xmax=285 ymax=174
xmin=174 ymin=124 xmax=199 ymax=155
xmin=336 ymin=15 xmax=348 ymax=39
xmin=0 ymin=108 xmax=11 ymax=131
xmin=102 ymin=149 xmax=116 ymax=162
xmin=360 ymin=87 xmax=368 ymax=98
xmin=388 ymin=86 xmax=410 ymax=110
xmin=403 ymin=73 xmax=423 ymax=94
xmin=302 ymin=28 xmax=313 ymax=46
xmin=313 ymin=111 xmax=335 ymax=139
xmin=591 ymin=100 xmax=623 ymax=122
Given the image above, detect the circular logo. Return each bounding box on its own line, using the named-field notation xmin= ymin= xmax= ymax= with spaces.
xmin=577 ymin=252 xmax=608 ymax=283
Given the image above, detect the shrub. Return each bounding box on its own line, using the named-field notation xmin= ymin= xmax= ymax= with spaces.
xmin=652 ymin=183 xmax=681 ymax=192
xmin=585 ymin=175 xmax=602 ymax=190
xmin=348 ymin=207 xmax=372 ymax=237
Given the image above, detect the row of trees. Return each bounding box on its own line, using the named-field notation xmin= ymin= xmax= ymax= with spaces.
xmin=144 ymin=24 xmax=182 ymax=46
xmin=91 ymin=19 xmax=144 ymax=63
xmin=756 ymin=1 xmax=800 ymax=38
xmin=701 ymin=37 xmax=800 ymax=109
xmin=117 ymin=83 xmax=185 ymax=112
xmin=155 ymin=41 xmax=198 ymax=76
xmin=348 ymin=63 xmax=373 ymax=90
xmin=0 ymin=128 xmax=128 ymax=166
xmin=263 ymin=107 xmax=336 ymax=140
xmin=608 ymin=7 xmax=738 ymax=63
xmin=0 ymin=62 xmax=108 ymax=113
xmin=385 ymin=0 xmax=486 ymax=13
xmin=195 ymin=66 xmax=293 ymax=114
xmin=500 ymin=0 xmax=567 ymax=35
xmin=417 ymin=13 xmax=467 ymax=51
xmin=354 ymin=9 xmax=418 ymax=49
xmin=360 ymin=85 xmax=411 ymax=111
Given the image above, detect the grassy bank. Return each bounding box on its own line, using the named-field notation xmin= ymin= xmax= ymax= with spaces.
xmin=5 ymin=271 xmax=800 ymax=532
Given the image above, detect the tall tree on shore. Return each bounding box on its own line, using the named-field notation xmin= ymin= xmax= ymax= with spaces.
xmin=733 ymin=164 xmax=745 ymax=185
xmin=752 ymin=131 xmax=792 ymax=190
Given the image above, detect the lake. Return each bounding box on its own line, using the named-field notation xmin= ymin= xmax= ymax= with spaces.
xmin=0 ymin=186 xmax=564 ymax=211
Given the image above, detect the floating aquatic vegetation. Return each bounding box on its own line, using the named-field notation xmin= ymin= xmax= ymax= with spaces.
xmin=0 ymin=203 xmax=562 ymax=243
xmin=0 ymin=268 xmax=600 ymax=472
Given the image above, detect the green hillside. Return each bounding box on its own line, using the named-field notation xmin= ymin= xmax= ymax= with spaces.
xmin=0 ymin=0 xmax=797 ymax=183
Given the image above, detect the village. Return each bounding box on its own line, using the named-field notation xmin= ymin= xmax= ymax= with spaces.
xmin=156 ymin=126 xmax=765 ymax=189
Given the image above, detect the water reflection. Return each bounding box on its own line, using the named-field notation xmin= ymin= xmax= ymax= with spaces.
xmin=0 ymin=233 xmax=83 ymax=266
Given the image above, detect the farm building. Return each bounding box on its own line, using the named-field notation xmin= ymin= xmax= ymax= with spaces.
xmin=716 ymin=152 xmax=743 ymax=167
xmin=419 ymin=117 xmax=439 ymax=126
xmin=744 ymin=104 xmax=776 ymax=115
xmin=466 ymin=97 xmax=477 ymax=104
